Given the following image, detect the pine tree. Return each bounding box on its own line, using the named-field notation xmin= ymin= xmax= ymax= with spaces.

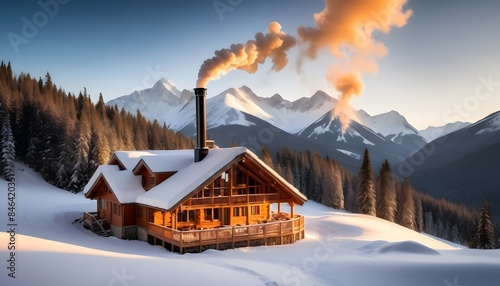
xmin=0 ymin=110 xmax=15 ymax=181
xmin=414 ymin=195 xmax=424 ymax=232
xmin=55 ymin=139 xmax=71 ymax=189
xmin=396 ymin=178 xmax=416 ymax=230
xmin=343 ymin=171 xmax=356 ymax=212
xmin=357 ymin=149 xmax=376 ymax=216
xmin=423 ymin=211 xmax=436 ymax=236
xmin=376 ymin=160 xmax=396 ymax=222
xmin=331 ymin=161 xmax=344 ymax=210
xmin=474 ymin=201 xmax=496 ymax=249
xmin=260 ymin=145 xmax=274 ymax=168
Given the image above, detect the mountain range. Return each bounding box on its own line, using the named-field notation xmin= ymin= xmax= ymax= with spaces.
xmin=108 ymin=78 xmax=498 ymax=216
xmin=108 ymin=78 xmax=462 ymax=168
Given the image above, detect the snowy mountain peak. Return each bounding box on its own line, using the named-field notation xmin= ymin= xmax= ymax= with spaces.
xmin=360 ymin=110 xmax=420 ymax=138
xmin=292 ymin=90 xmax=336 ymax=113
xmin=152 ymin=77 xmax=182 ymax=97
xmin=107 ymin=78 xmax=192 ymax=127
xmin=266 ymin=93 xmax=290 ymax=109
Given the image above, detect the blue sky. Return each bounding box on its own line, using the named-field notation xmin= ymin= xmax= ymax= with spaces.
xmin=1 ymin=0 xmax=499 ymax=129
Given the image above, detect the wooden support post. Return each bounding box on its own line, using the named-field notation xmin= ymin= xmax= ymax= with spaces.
xmin=263 ymin=224 xmax=267 ymax=246
xmin=290 ymin=202 xmax=295 ymax=218
xmin=199 ymin=231 xmax=202 ymax=253
xmin=216 ymin=228 xmax=219 ymax=250
xmin=277 ymin=203 xmax=281 ymax=214
xmin=279 ymin=220 xmax=283 ymax=245
xmin=246 ymin=205 xmax=250 ymax=225
xmin=231 ymin=226 xmax=235 ymax=249
xmin=180 ymin=232 xmax=183 ymax=254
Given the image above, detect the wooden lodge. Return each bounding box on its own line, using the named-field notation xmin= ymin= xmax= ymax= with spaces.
xmin=83 ymin=147 xmax=307 ymax=253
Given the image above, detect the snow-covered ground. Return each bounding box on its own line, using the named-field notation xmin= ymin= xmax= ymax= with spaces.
xmin=1 ymin=163 xmax=499 ymax=286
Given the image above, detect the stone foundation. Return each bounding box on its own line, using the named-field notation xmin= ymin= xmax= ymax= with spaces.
xmin=110 ymin=225 xmax=137 ymax=240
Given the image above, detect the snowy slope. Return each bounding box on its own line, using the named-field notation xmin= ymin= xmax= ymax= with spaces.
xmin=419 ymin=121 xmax=470 ymax=142
xmin=2 ymin=163 xmax=499 ymax=286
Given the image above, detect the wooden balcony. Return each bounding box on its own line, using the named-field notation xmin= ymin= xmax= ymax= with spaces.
xmin=185 ymin=193 xmax=281 ymax=207
xmin=147 ymin=213 xmax=305 ymax=254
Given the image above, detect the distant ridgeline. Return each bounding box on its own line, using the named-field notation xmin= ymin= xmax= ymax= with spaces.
xmin=0 ymin=62 xmax=497 ymax=248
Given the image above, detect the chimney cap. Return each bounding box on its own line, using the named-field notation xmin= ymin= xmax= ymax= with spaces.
xmin=194 ymin=87 xmax=207 ymax=95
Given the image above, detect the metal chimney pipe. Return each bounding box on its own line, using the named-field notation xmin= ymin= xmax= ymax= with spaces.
xmin=194 ymin=87 xmax=209 ymax=162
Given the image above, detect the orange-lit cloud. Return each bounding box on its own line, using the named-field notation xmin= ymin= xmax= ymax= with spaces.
xmin=298 ymin=0 xmax=413 ymax=132
xmin=197 ymin=21 xmax=296 ymax=88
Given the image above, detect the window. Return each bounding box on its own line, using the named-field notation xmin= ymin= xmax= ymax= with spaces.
xmin=251 ymin=205 xmax=260 ymax=215
xmin=113 ymin=203 xmax=120 ymax=215
xmin=233 ymin=207 xmax=247 ymax=217
xmin=203 ymin=188 xmax=211 ymax=197
xmin=153 ymin=211 xmax=164 ymax=225
xmin=178 ymin=210 xmax=195 ymax=222
xmin=248 ymin=178 xmax=261 ymax=194
xmin=204 ymin=208 xmax=220 ymax=221
xmin=204 ymin=209 xmax=212 ymax=220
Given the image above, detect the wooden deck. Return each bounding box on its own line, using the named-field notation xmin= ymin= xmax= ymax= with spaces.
xmin=147 ymin=214 xmax=305 ymax=254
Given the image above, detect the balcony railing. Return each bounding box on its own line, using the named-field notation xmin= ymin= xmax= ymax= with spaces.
xmin=147 ymin=214 xmax=305 ymax=254
xmin=186 ymin=193 xmax=280 ymax=207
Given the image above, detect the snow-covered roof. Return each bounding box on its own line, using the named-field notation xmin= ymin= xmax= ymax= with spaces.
xmin=112 ymin=150 xmax=190 ymax=170
xmin=134 ymin=152 xmax=193 ymax=173
xmin=136 ymin=148 xmax=245 ymax=210
xmin=86 ymin=147 xmax=306 ymax=210
xmin=84 ymin=165 xmax=144 ymax=203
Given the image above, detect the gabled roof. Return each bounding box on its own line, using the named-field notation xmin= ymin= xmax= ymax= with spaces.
xmin=111 ymin=150 xmax=193 ymax=171
xmin=84 ymin=165 xmax=144 ymax=203
xmin=84 ymin=147 xmax=307 ymax=210
xmin=132 ymin=153 xmax=193 ymax=174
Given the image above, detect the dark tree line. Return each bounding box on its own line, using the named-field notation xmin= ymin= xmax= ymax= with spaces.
xmin=0 ymin=61 xmax=194 ymax=191
xmin=264 ymin=146 xmax=497 ymax=248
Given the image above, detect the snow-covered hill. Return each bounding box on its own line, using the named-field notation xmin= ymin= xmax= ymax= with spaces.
xmin=2 ymin=163 xmax=499 ymax=286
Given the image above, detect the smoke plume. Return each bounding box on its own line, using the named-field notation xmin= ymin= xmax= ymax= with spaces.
xmin=196 ymin=21 xmax=296 ymax=88
xmin=298 ymin=0 xmax=412 ymax=132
